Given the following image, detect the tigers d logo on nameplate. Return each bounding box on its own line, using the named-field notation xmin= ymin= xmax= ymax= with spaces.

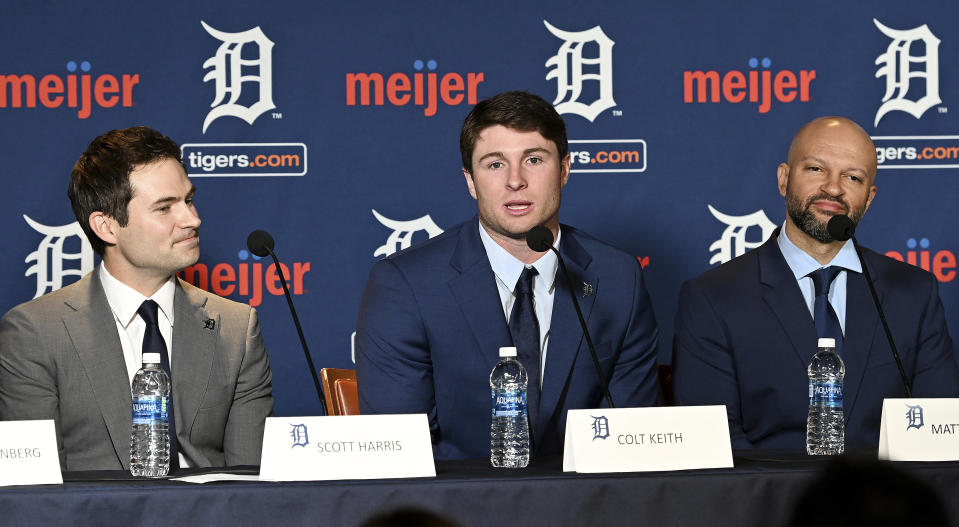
xmin=258 ymin=415 xmax=435 ymax=481
xmin=563 ymin=406 xmax=733 ymax=473
xmin=879 ymin=398 xmax=959 ymax=461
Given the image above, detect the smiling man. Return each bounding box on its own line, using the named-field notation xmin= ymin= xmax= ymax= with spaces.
xmin=673 ymin=116 xmax=959 ymax=451
xmin=0 ymin=127 xmax=274 ymax=471
xmin=355 ymin=91 xmax=659 ymax=460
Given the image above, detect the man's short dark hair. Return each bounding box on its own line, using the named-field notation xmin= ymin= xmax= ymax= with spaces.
xmin=67 ymin=126 xmax=182 ymax=254
xmin=460 ymin=91 xmax=568 ymax=172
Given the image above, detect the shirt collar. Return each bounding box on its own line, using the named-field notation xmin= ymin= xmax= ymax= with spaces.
xmin=777 ymin=222 xmax=862 ymax=280
xmin=99 ymin=264 xmax=177 ymax=328
xmin=478 ymin=221 xmax=560 ymax=293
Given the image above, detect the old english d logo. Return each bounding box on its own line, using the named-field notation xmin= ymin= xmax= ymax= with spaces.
xmin=290 ymin=423 xmax=309 ymax=447
xmin=591 ymin=415 xmax=610 ymax=440
xmin=905 ymin=404 xmax=924 ymax=431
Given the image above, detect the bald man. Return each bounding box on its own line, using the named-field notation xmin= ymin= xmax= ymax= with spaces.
xmin=673 ymin=117 xmax=959 ymax=451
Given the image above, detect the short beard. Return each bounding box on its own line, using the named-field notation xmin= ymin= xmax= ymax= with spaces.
xmin=786 ymin=192 xmax=864 ymax=243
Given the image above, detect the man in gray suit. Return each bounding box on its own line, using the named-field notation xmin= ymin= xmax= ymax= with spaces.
xmin=0 ymin=127 xmax=274 ymax=471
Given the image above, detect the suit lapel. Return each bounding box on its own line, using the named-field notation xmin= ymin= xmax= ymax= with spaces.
xmin=538 ymin=232 xmax=596 ymax=435
xmin=757 ymin=233 xmax=819 ymax=369
xmin=842 ymin=261 xmax=881 ymax=419
xmin=62 ymin=272 xmax=134 ymax=470
xmin=447 ymin=222 xmax=512 ymax=365
xmin=172 ymin=279 xmax=217 ymax=443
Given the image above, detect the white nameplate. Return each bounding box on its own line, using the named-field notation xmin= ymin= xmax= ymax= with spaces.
xmin=259 ymin=414 xmax=435 ymax=481
xmin=0 ymin=420 xmax=62 ymax=486
xmin=879 ymin=398 xmax=959 ymax=461
xmin=563 ymin=406 xmax=733 ymax=473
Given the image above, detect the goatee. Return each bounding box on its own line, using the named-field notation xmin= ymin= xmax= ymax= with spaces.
xmin=786 ymin=192 xmax=864 ymax=243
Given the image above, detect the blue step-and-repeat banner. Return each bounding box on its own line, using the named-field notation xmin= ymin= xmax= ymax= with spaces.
xmin=2 ymin=1 xmax=957 ymax=416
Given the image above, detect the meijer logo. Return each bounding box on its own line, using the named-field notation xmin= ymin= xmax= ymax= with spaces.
xmin=346 ymin=59 xmax=485 ymax=117
xmin=0 ymin=60 xmax=139 ymax=119
xmin=885 ymin=237 xmax=956 ymax=283
xmin=684 ymin=57 xmax=816 ymax=114
xmin=178 ymin=249 xmax=310 ymax=307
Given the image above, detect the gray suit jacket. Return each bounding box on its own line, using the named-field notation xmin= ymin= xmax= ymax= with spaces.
xmin=0 ymin=271 xmax=274 ymax=470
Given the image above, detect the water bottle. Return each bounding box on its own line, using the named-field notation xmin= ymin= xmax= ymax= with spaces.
xmin=130 ymin=352 xmax=171 ymax=477
xmin=806 ymin=337 xmax=845 ymax=455
xmin=490 ymin=346 xmax=530 ymax=468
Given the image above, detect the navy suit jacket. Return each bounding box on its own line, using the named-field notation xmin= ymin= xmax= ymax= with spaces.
xmin=356 ymin=218 xmax=659 ymax=459
xmin=673 ymin=231 xmax=959 ymax=450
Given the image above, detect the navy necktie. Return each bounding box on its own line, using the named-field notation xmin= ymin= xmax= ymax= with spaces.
xmin=808 ymin=267 xmax=844 ymax=355
xmin=509 ymin=267 xmax=540 ymax=431
xmin=137 ymin=300 xmax=179 ymax=469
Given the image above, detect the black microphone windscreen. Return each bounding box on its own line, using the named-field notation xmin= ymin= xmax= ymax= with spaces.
xmin=246 ymin=229 xmax=275 ymax=257
xmin=827 ymin=215 xmax=856 ymax=242
xmin=526 ymin=225 xmax=554 ymax=252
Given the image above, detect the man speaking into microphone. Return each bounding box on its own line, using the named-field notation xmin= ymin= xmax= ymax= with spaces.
xmin=673 ymin=116 xmax=959 ymax=451
xmin=355 ymin=91 xmax=659 ymax=460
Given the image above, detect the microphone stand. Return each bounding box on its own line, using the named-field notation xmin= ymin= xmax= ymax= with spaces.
xmin=828 ymin=215 xmax=913 ymax=398
xmin=263 ymin=245 xmax=329 ymax=415
xmin=851 ymin=237 xmax=913 ymax=397
xmin=546 ymin=246 xmax=616 ymax=409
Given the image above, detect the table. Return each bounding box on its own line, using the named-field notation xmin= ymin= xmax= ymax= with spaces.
xmin=3 ymin=453 xmax=957 ymax=527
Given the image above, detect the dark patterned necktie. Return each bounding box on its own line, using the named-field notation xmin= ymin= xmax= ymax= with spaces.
xmin=509 ymin=267 xmax=540 ymax=430
xmin=808 ymin=267 xmax=844 ymax=355
xmin=137 ymin=300 xmax=179 ymax=468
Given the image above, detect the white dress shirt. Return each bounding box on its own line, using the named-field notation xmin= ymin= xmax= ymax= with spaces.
xmin=99 ymin=264 xmax=176 ymax=383
xmin=99 ymin=265 xmax=189 ymax=467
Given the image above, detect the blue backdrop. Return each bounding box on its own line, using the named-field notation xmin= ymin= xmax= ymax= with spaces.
xmin=2 ymin=1 xmax=957 ymax=416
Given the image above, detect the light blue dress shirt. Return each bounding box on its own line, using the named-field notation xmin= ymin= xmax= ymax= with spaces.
xmin=777 ymin=224 xmax=862 ymax=335
xmin=479 ymin=222 xmax=560 ymax=387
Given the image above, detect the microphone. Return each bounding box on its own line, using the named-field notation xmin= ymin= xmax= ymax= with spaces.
xmin=826 ymin=215 xmax=912 ymax=397
xmin=826 ymin=214 xmax=855 ymax=242
xmin=526 ymin=225 xmax=615 ymax=408
xmin=526 ymin=226 xmax=554 ymax=253
xmin=246 ymin=229 xmax=275 ymax=257
xmin=246 ymin=230 xmax=329 ymax=415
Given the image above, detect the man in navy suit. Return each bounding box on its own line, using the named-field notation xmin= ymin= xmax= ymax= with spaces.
xmin=673 ymin=116 xmax=959 ymax=450
xmin=355 ymin=91 xmax=659 ymax=460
